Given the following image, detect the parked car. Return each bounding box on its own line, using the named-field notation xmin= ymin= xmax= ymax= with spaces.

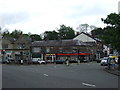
xmin=32 ymin=58 xmax=39 ymax=64
xmin=54 ymin=60 xmax=65 ymax=64
xmin=2 ymin=60 xmax=11 ymax=64
xmin=100 ymin=57 xmax=108 ymax=66
xmin=69 ymin=60 xmax=78 ymax=63
xmin=38 ymin=59 xmax=46 ymax=64
xmin=46 ymin=60 xmax=53 ymax=63
xmin=80 ymin=59 xmax=88 ymax=63
xmin=97 ymin=58 xmax=103 ymax=63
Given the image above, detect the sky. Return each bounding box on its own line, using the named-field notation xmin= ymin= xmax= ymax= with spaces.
xmin=0 ymin=0 xmax=120 ymax=34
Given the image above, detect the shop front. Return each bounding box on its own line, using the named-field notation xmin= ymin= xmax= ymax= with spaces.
xmin=45 ymin=54 xmax=56 ymax=63
xmin=56 ymin=52 xmax=92 ymax=62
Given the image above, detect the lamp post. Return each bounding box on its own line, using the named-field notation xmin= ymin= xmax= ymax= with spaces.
xmin=73 ymin=48 xmax=80 ymax=64
xmin=77 ymin=49 xmax=80 ymax=64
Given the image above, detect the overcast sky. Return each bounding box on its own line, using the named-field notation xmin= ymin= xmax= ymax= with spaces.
xmin=0 ymin=0 xmax=119 ymax=34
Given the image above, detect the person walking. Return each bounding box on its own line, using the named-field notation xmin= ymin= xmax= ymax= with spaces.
xmin=66 ymin=58 xmax=69 ymax=66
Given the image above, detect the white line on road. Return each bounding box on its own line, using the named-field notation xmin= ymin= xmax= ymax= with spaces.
xmin=54 ymin=66 xmax=56 ymax=68
xmin=43 ymin=74 xmax=48 ymax=77
xmin=82 ymin=82 xmax=96 ymax=87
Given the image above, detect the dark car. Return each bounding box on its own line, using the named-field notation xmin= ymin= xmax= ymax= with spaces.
xmin=69 ymin=60 xmax=78 ymax=63
xmin=2 ymin=60 xmax=11 ymax=64
xmin=80 ymin=59 xmax=88 ymax=63
xmin=54 ymin=60 xmax=65 ymax=64
xmin=97 ymin=58 xmax=103 ymax=63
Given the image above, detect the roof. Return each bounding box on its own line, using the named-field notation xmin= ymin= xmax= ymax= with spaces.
xmin=31 ymin=39 xmax=87 ymax=47
xmin=2 ymin=36 xmax=16 ymax=43
xmin=73 ymin=32 xmax=102 ymax=42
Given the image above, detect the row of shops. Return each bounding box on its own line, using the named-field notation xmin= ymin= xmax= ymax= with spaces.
xmin=0 ymin=32 xmax=104 ymax=64
xmin=1 ymin=50 xmax=30 ymax=64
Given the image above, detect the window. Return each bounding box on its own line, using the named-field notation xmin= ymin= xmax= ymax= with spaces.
xmin=46 ymin=47 xmax=50 ymax=53
xmin=19 ymin=43 xmax=25 ymax=49
xmin=33 ymin=47 xmax=40 ymax=52
xmin=59 ymin=47 xmax=63 ymax=52
xmin=72 ymin=47 xmax=77 ymax=53
xmin=3 ymin=44 xmax=8 ymax=49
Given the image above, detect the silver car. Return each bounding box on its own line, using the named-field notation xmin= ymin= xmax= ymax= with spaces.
xmin=100 ymin=57 xmax=108 ymax=66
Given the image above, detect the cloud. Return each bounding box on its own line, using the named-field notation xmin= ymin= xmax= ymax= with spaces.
xmin=0 ymin=0 xmax=119 ymax=34
xmin=0 ymin=12 xmax=30 ymax=27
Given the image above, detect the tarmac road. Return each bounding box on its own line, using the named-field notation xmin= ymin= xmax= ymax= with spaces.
xmin=2 ymin=62 xmax=119 ymax=88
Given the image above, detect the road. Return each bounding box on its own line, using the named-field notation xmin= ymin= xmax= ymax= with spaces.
xmin=2 ymin=62 xmax=119 ymax=88
xmin=0 ymin=64 xmax=2 ymax=90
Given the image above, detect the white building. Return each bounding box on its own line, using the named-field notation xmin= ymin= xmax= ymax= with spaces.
xmin=73 ymin=32 xmax=103 ymax=60
xmin=73 ymin=32 xmax=96 ymax=43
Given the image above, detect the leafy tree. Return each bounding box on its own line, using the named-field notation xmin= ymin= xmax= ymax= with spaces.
xmin=30 ymin=34 xmax=42 ymax=42
xmin=43 ymin=30 xmax=58 ymax=40
xmin=10 ymin=29 xmax=23 ymax=39
xmin=101 ymin=13 xmax=120 ymax=53
xmin=91 ymin=28 xmax=103 ymax=38
xmin=2 ymin=29 xmax=10 ymax=37
xmin=58 ymin=24 xmax=75 ymax=40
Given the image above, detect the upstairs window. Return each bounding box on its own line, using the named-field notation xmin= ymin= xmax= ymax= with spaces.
xmin=19 ymin=43 xmax=25 ymax=49
xmin=46 ymin=47 xmax=50 ymax=53
xmin=33 ymin=47 xmax=41 ymax=53
xmin=59 ymin=47 xmax=63 ymax=53
xmin=3 ymin=44 xmax=8 ymax=49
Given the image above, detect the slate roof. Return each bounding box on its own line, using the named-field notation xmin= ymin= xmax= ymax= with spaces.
xmin=2 ymin=36 xmax=16 ymax=43
xmin=31 ymin=39 xmax=87 ymax=47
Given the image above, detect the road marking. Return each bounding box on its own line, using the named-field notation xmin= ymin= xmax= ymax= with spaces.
xmin=43 ymin=74 xmax=48 ymax=76
xmin=82 ymin=82 xmax=96 ymax=87
xmin=54 ymin=66 xmax=56 ymax=68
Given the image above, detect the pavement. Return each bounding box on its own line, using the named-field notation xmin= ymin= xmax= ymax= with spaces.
xmin=104 ymin=67 xmax=120 ymax=76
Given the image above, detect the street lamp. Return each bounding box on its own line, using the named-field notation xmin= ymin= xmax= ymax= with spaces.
xmin=73 ymin=48 xmax=80 ymax=64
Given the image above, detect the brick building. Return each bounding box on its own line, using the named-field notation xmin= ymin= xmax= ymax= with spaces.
xmin=2 ymin=35 xmax=31 ymax=63
xmin=31 ymin=39 xmax=93 ymax=62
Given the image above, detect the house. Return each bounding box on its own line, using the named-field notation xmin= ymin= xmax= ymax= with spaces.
xmin=2 ymin=36 xmax=15 ymax=62
xmin=31 ymin=39 xmax=93 ymax=62
xmin=2 ymin=35 xmax=31 ymax=63
xmin=13 ymin=35 xmax=31 ymax=63
xmin=73 ymin=32 xmax=104 ymax=60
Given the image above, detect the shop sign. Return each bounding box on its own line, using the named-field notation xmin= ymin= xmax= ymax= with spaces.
xmin=46 ymin=54 xmax=55 ymax=56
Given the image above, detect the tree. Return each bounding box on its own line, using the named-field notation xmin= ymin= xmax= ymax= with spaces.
xmin=91 ymin=28 xmax=103 ymax=38
xmin=43 ymin=30 xmax=58 ymax=40
xmin=58 ymin=24 xmax=75 ymax=40
xmin=101 ymin=13 xmax=120 ymax=53
xmin=10 ymin=29 xmax=23 ymax=39
xmin=30 ymin=34 xmax=42 ymax=42
xmin=77 ymin=23 xmax=89 ymax=33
